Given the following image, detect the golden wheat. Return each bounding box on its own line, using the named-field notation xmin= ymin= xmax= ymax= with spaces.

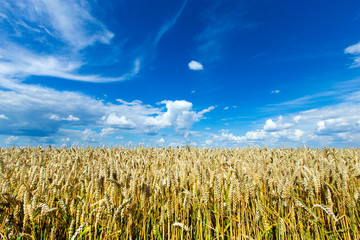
xmin=0 ymin=146 xmax=359 ymax=239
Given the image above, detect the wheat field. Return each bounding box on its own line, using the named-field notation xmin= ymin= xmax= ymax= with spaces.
xmin=0 ymin=146 xmax=359 ymax=239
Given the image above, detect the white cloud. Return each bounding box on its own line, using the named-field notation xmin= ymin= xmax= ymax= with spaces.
xmin=245 ymin=130 xmax=266 ymax=140
xmin=316 ymin=117 xmax=354 ymax=134
xmin=143 ymin=100 xmax=214 ymax=134
xmin=199 ymin=106 xmax=215 ymax=115
xmin=188 ymin=60 xmax=203 ymax=70
xmin=2 ymin=0 xmax=113 ymax=49
xmin=49 ymin=114 xmax=79 ymax=121
xmin=49 ymin=114 xmax=61 ymax=121
xmin=0 ymin=114 xmax=8 ymax=120
xmin=105 ymin=114 xmax=135 ymax=127
xmin=271 ymin=90 xmax=280 ymax=94
xmin=64 ymin=115 xmax=79 ymax=121
xmin=81 ymin=129 xmax=98 ymax=142
xmin=100 ymin=127 xmax=116 ymax=136
xmin=116 ymin=99 xmax=143 ymax=106
xmin=345 ymin=42 xmax=360 ymax=68
xmin=294 ymin=115 xmax=302 ymax=123
xmin=5 ymin=135 xmax=18 ymax=144
xmin=224 ymin=107 xmax=229 ymax=110
xmin=157 ymin=138 xmax=165 ymax=144
xmin=317 ymin=121 xmax=325 ymax=131
xmin=268 ymin=129 xmax=304 ymax=141
xmin=212 ymin=99 xmax=360 ymax=147
xmin=213 ymin=131 xmax=245 ymax=142
xmin=0 ymin=45 xmax=141 ymax=82
xmin=0 ymin=79 xmax=214 ymax=141
xmin=293 ymin=129 xmax=304 ymax=140
xmin=0 ymin=1 xmax=142 ymax=83
xmin=263 ymin=87 xmax=355 ymax=112
xmin=263 ymin=119 xmax=277 ymax=131
xmin=345 ymin=42 xmax=360 ymax=54
xmin=263 ymin=116 xmax=293 ymax=132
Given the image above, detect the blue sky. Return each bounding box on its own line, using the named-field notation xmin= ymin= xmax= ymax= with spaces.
xmin=1 ymin=0 xmax=360 ymax=148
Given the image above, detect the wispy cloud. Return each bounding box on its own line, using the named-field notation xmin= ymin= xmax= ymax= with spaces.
xmin=5 ymin=135 xmax=18 ymax=145
xmin=0 ymin=0 xmax=145 ymax=83
xmin=1 ymin=0 xmax=114 ymax=49
xmin=0 ymin=44 xmax=141 ymax=82
xmin=154 ymin=0 xmax=188 ymax=46
xmin=264 ymin=79 xmax=360 ymax=112
xmin=0 ymin=0 xmax=192 ymax=84
xmin=195 ymin=1 xmax=258 ymax=62
xmin=345 ymin=42 xmax=360 ymax=67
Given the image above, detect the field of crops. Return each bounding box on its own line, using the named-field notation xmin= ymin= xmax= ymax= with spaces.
xmin=0 ymin=147 xmax=359 ymax=239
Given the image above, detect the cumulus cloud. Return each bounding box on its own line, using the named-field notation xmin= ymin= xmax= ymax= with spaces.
xmin=188 ymin=60 xmax=203 ymax=70
xmin=157 ymin=138 xmax=165 ymax=144
xmin=0 ymin=78 xmax=214 ymax=142
xmin=104 ymin=114 xmax=136 ymax=129
xmin=263 ymin=119 xmax=277 ymax=131
xmin=211 ymin=92 xmax=360 ymax=147
xmin=263 ymin=116 xmax=293 ymax=132
xmin=142 ymin=100 xmax=214 ymax=134
xmin=213 ymin=131 xmax=245 ymax=142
